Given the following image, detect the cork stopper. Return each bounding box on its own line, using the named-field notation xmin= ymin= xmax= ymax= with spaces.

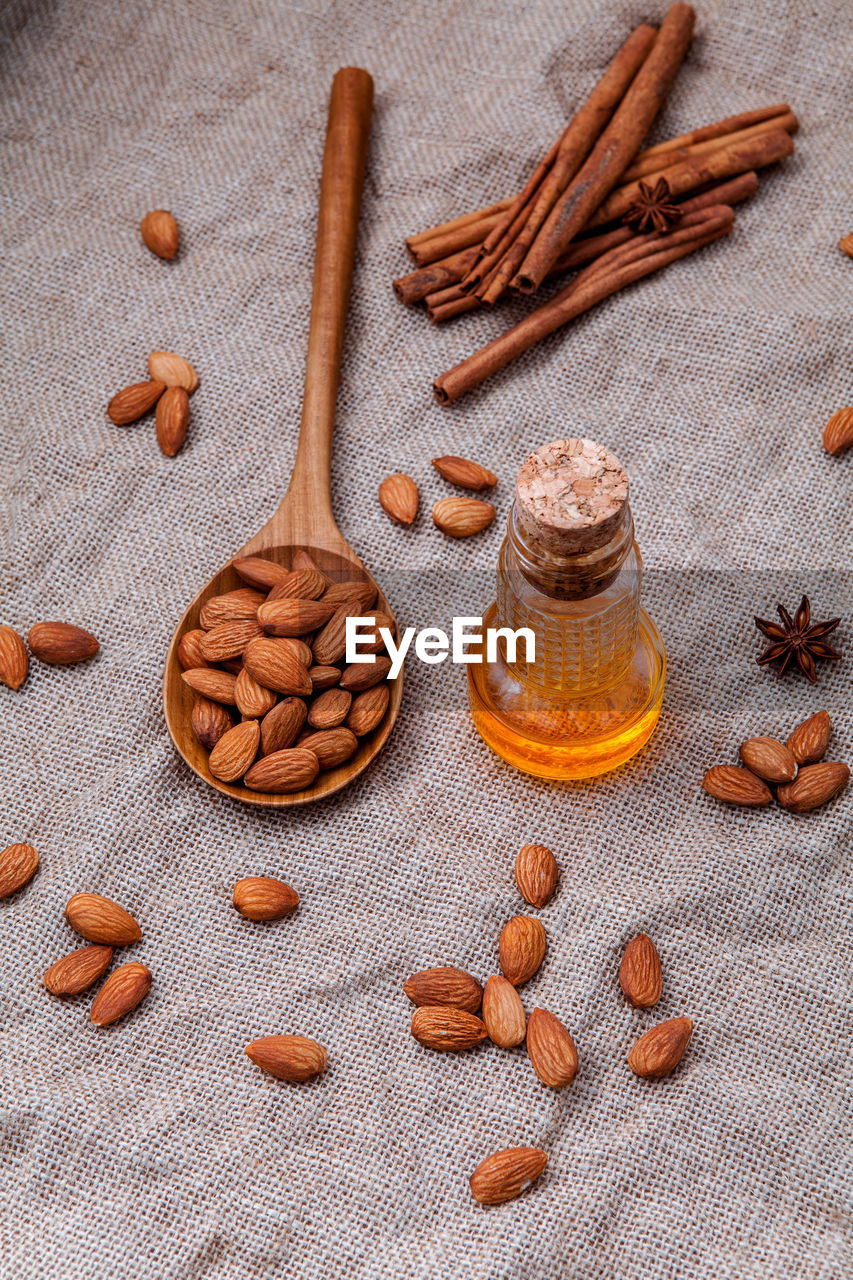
xmin=516 ymin=439 xmax=629 ymax=556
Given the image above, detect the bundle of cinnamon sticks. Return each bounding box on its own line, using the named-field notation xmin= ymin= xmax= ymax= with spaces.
xmin=392 ymin=3 xmax=797 ymax=403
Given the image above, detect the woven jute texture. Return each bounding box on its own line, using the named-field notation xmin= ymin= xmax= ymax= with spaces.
xmin=2 ymin=1 xmax=852 ymax=1276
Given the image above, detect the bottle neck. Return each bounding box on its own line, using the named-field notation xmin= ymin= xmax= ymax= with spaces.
xmin=506 ymin=499 xmax=635 ymax=600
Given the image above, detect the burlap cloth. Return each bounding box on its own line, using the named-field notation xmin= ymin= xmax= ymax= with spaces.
xmin=2 ymin=1 xmax=852 ymax=1275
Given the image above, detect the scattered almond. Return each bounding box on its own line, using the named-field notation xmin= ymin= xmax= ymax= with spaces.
xmin=499 ymin=915 xmax=546 ymax=986
xmin=739 ymin=736 xmax=797 ymax=784
xmin=28 ymin=622 xmax=99 ymax=665
xmin=840 ymin=233 xmax=853 ymax=259
xmin=307 ymin=687 xmax=352 ymax=729
xmin=777 ymin=761 xmax=850 ymax=812
xmin=257 ymin=598 xmax=338 ymax=637
xmin=243 ymin=638 xmax=312 ymax=696
xmin=140 ymin=209 xmax=179 ymax=259
xmin=514 ymin=843 xmax=557 ymax=908
xmin=432 ymin=495 xmax=496 ymax=538
xmin=181 ymin=666 xmax=237 ymax=705
xmin=403 ymin=966 xmax=483 ymax=1013
xmin=379 ymin=473 xmax=419 ymax=524
xmin=260 ymin=697 xmax=307 ymax=755
xmin=701 ymin=765 xmax=771 ymax=807
xmin=481 ymin=975 xmax=526 ymax=1048
xmin=0 ymin=842 xmax=39 ymax=898
xmin=0 ymin=625 xmax=28 ymax=690
xmin=147 ymin=350 xmax=199 ymax=394
xmin=65 ymin=892 xmax=141 ymax=945
xmin=823 ymin=407 xmax=853 ymax=456
xmin=340 ymin=656 xmax=392 ymax=692
xmin=787 ymin=710 xmax=831 ymax=765
xmin=619 ymin=934 xmax=662 ymax=1009
xmin=232 ymin=555 xmax=289 ymax=590
xmin=628 ymin=1016 xmax=693 ymax=1079
xmin=43 ymin=945 xmax=113 ymax=996
xmin=191 ymin=695 xmax=233 ymax=749
xmin=243 ymin=746 xmax=320 ymax=793
xmin=155 ymin=385 xmax=190 ymax=456
xmin=411 ymin=1005 xmax=487 ymax=1052
xmin=90 ymin=962 xmax=152 ymax=1026
xmin=209 ymin=719 xmax=260 ymax=782
xmin=233 ymin=876 xmax=299 ymax=921
xmin=346 ymin=683 xmax=390 ymax=735
xmin=469 ymin=1147 xmax=547 ymax=1205
xmin=297 ymin=727 xmax=358 ymax=769
xmin=107 ymin=380 xmax=165 ymax=425
xmin=245 ymin=1034 xmax=327 ymax=1082
xmin=526 ymin=1007 xmax=578 ymax=1088
xmin=432 ymin=455 xmax=497 ymax=490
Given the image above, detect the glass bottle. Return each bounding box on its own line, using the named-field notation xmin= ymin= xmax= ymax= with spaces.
xmin=468 ymin=439 xmax=665 ymax=780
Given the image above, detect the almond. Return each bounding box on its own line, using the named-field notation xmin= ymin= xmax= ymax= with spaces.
xmin=243 ymin=638 xmax=312 ymax=696
xmin=155 ymin=385 xmax=190 ymax=456
xmin=297 ymin=727 xmax=358 ymax=769
xmin=403 ymin=966 xmax=483 ymax=1013
xmin=499 ymin=915 xmax=546 ymax=986
xmin=787 ymin=710 xmax=831 ymax=765
xmin=619 ymin=934 xmax=662 ymax=1009
xmin=257 ymin=598 xmax=337 ymax=637
xmin=379 ymin=473 xmax=419 ymax=524
xmin=199 ymin=619 xmax=263 ymax=662
xmin=233 ymin=875 xmax=299 ymax=920
xmin=234 ymin=668 xmax=277 ymax=718
xmin=181 ymin=666 xmax=237 ymax=705
xmin=701 ymin=765 xmax=772 ymax=807
xmin=0 ymin=842 xmax=39 ymax=898
xmin=322 ymin=580 xmax=378 ymax=610
xmin=739 ymin=736 xmax=797 ymax=784
xmin=308 ymin=687 xmax=352 ymax=729
xmin=245 ymin=1034 xmax=327 ymax=1082
xmin=346 ymin=683 xmax=390 ymax=735
xmin=823 ymin=407 xmax=853 ymax=456
xmin=432 ymin=496 xmax=496 ymax=538
xmin=628 ymin=1016 xmax=693 ymax=1079
xmin=65 ymin=892 xmax=141 ymax=945
xmin=411 ymin=1005 xmax=487 ymax=1052
xmin=291 ymin=549 xmax=328 ymax=578
xmin=208 ymin=719 xmax=260 ymax=781
xmin=266 ymin=569 xmax=328 ymax=603
xmin=147 ymin=350 xmax=199 ymax=393
xmin=526 ymin=1007 xmax=578 ymax=1088
xmin=177 ymin=628 xmax=210 ymax=668
xmin=90 ymin=961 xmax=152 ymax=1026
xmin=243 ymin=746 xmax=320 ymax=793
xmin=140 ymin=209 xmax=179 ymax=259
xmin=840 ymin=233 xmax=853 ymax=259
xmin=260 ymin=697 xmax=307 ymax=755
xmin=232 ymin=555 xmax=289 ymax=590
xmin=28 ymin=622 xmax=99 ymax=665
xmin=107 ymin=380 xmax=165 ymax=425
xmin=777 ymin=761 xmax=850 ymax=812
xmin=191 ymin=695 xmax=233 ymax=749
xmin=307 ymin=665 xmax=341 ymax=691
xmin=432 ymin=455 xmax=497 ymax=490
xmin=312 ymin=605 xmax=392 ymax=667
xmin=469 ymin=1147 xmax=547 ymax=1206
xmin=514 ymin=843 xmax=558 ymax=908
xmin=0 ymin=625 xmax=28 ymax=690
xmin=339 ymin=656 xmax=392 ymax=692
xmin=43 ymin=945 xmax=113 ymax=996
xmin=481 ymin=975 xmax=526 ymax=1047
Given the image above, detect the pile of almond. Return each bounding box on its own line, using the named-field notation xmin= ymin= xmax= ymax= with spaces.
xmin=379 ymin=453 xmax=498 ymax=538
xmin=180 ymin=551 xmax=394 ymax=794
xmin=702 ymin=710 xmax=850 ymax=812
xmin=404 ymin=843 xmax=692 ymax=1205
xmin=106 ymin=350 xmax=198 ymax=457
xmin=0 ymin=621 xmax=100 ymax=690
xmin=43 ymin=891 xmax=151 ymax=1027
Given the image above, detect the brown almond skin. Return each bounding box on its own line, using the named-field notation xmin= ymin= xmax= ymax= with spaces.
xmin=232 ymin=555 xmax=289 ymax=591
xmin=346 ymin=684 xmax=390 ymax=735
xmin=28 ymin=622 xmax=99 ymax=665
xmin=0 ymin=842 xmax=39 ymax=898
xmin=432 ymin=455 xmax=498 ymax=491
xmin=432 ymin=496 xmax=496 ymax=538
xmin=307 ymin=665 xmax=341 ymax=691
xmin=739 ymin=736 xmax=797 ymax=784
xmin=628 ymin=1016 xmax=693 ymax=1080
xmin=702 ymin=765 xmax=772 ymax=807
xmin=199 ymin=619 xmax=263 ymax=662
xmin=297 ymin=728 xmax=359 ymax=769
xmin=526 ymin=1008 xmax=578 ymax=1088
xmin=90 ymin=962 xmax=152 ymax=1027
xmin=470 ymin=1147 xmax=547 ymax=1206
xmin=107 ymin=380 xmax=165 ymax=425
xmin=777 ymin=762 xmax=850 ymax=813
xmin=257 ymin=597 xmax=338 ymax=637
xmin=787 ymin=711 xmax=831 ymax=765
xmin=340 ymin=656 xmax=392 ymax=692
xmin=619 ymin=934 xmax=662 ymax=1009
xmin=482 ymin=975 xmax=526 ymax=1047
xmin=403 ymin=966 xmax=483 ymax=1013
xmin=155 ymin=385 xmax=190 ymax=456
xmin=191 ymin=695 xmax=233 ymax=750
xmin=267 ymin=568 xmax=328 ymax=602
xmin=260 ymin=697 xmax=307 ymax=755
xmin=322 ymin=580 xmax=377 ymax=610
xmin=209 ymin=719 xmax=260 ymax=782
xmin=181 ymin=667 xmax=237 ymax=705
xmin=140 ymin=209 xmax=179 ymax=259
xmin=65 ymin=892 xmax=141 ymax=945
xmin=243 ymin=747 xmax=320 ymax=793
xmin=243 ymin=638 xmax=312 ymax=696
xmin=233 ymin=876 xmax=299 ymax=921
xmin=43 ymin=945 xmax=113 ymax=996
xmin=246 ymin=1034 xmax=327 ymax=1082
xmin=177 ymin=628 xmax=210 ymax=669
xmin=308 ymin=687 xmax=352 ymax=729
xmin=234 ymin=668 xmax=278 ymax=719
xmin=499 ymin=915 xmax=546 ymax=986
xmin=411 ymin=1005 xmax=487 ymax=1052
xmin=0 ymin=625 xmax=28 ymax=689
xmin=312 ymin=603 xmax=388 ymax=667
xmin=823 ymin=407 xmax=853 ymax=456
xmin=199 ymin=589 xmax=265 ymax=628
xmin=147 ymin=350 xmax=199 ymax=393
xmin=379 ymin=473 xmax=419 ymax=525
xmin=514 ymin=843 xmax=558 ymax=908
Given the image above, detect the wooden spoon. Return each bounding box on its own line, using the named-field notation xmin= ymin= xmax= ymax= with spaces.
xmin=163 ymin=67 xmax=402 ymax=807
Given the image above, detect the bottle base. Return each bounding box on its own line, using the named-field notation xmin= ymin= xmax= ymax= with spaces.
xmin=467 ymin=610 xmax=666 ymax=781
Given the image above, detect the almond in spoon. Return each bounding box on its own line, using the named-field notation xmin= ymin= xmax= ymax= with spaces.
xmin=208 ymin=719 xmax=260 ymax=781
xmin=191 ymin=695 xmax=234 ymax=749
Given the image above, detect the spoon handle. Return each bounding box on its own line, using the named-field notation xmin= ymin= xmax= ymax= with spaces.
xmin=282 ymin=66 xmax=374 ymax=537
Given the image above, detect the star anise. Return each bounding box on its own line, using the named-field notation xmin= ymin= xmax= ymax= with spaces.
xmin=622 ymin=177 xmax=682 ymax=234
xmin=754 ymin=595 xmax=842 ymax=683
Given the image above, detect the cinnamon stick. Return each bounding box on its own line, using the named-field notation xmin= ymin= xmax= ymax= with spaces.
xmin=513 ymin=2 xmax=696 ymax=295
xmin=621 ymin=110 xmax=797 ymax=183
xmin=394 ymin=247 xmax=480 ymax=306
xmin=427 ymin=291 xmax=480 ymax=324
xmin=406 ymin=198 xmax=512 ymax=253
xmin=433 ymin=205 xmax=734 ymax=404
xmin=628 ymin=103 xmax=790 ymax=166
xmin=406 ymin=208 xmax=508 ymax=267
